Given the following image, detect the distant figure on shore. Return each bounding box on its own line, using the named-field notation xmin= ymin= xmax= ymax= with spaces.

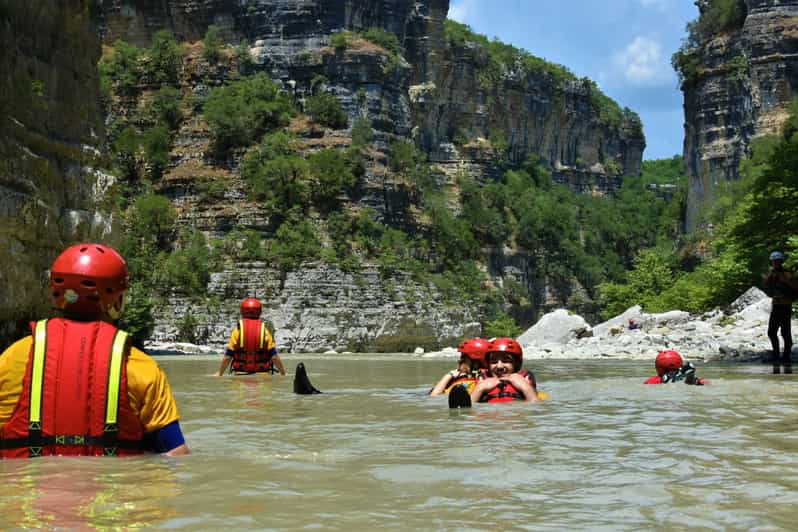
xmin=470 ymin=338 xmax=541 ymax=403
xmin=215 ymin=298 xmax=286 ymax=376
xmin=762 ymin=251 xmax=798 ymax=374
xmin=429 ymin=337 xmax=488 ymax=396
xmin=644 ymin=350 xmax=707 ymax=385
xmin=628 ymin=319 xmax=639 ymax=330
xmin=0 ymin=243 xmax=189 ymax=457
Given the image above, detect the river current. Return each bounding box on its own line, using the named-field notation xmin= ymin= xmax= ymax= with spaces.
xmin=0 ymin=355 xmax=796 ymax=530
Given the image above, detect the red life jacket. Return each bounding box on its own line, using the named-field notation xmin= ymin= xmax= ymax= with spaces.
xmin=0 ymin=319 xmax=145 ymax=458
xmin=644 ymin=375 xmax=708 ymax=385
xmin=231 ymin=319 xmax=273 ymax=373
xmin=480 ymin=369 xmax=537 ymax=403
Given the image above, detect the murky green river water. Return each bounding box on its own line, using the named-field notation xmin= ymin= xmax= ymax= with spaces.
xmin=1 ymin=355 xmax=797 ymax=530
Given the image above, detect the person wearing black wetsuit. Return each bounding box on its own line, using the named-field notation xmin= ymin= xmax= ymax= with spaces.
xmin=763 ymin=251 xmax=798 ymax=374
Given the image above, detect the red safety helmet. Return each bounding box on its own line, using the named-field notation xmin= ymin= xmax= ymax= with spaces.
xmin=655 ymin=350 xmax=683 ymax=376
xmin=50 ymin=243 xmax=129 ymax=319
xmin=487 ymin=337 xmax=523 ymax=370
xmin=240 ymin=298 xmax=262 ymax=319
xmin=458 ymin=337 xmax=489 ymax=364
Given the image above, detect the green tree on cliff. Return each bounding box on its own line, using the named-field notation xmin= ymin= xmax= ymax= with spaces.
xmin=204 ymin=74 xmax=294 ymax=154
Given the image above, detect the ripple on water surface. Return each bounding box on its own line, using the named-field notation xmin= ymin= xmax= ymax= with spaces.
xmin=2 ymin=357 xmax=798 ymax=529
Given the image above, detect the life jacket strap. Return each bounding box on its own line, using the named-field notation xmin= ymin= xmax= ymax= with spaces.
xmin=0 ymin=434 xmax=143 ymax=450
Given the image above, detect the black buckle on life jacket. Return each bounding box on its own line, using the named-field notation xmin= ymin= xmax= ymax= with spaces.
xmin=28 ymin=421 xmax=42 ymax=458
xmin=103 ymin=423 xmax=119 ymax=456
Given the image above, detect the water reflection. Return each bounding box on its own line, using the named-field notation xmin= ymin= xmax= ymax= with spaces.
xmin=0 ymin=457 xmax=182 ymax=530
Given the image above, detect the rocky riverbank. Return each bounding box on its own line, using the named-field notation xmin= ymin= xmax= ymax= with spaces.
xmin=509 ymin=287 xmax=790 ymax=363
xmin=146 ymin=287 xmax=791 ymax=364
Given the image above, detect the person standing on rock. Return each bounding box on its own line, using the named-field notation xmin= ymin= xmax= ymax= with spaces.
xmin=214 ymin=298 xmax=286 ymax=376
xmin=763 ymin=251 xmax=798 ymax=374
xmin=0 ymin=243 xmax=190 ymax=457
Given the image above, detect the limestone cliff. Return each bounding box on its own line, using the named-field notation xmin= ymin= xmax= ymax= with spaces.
xmin=93 ymin=0 xmax=645 ymax=350
xmin=415 ymin=28 xmax=645 ymax=194
xmin=0 ymin=0 xmax=647 ymax=350
xmin=682 ymin=0 xmax=798 ymax=230
xmin=0 ymin=1 xmax=113 ymax=346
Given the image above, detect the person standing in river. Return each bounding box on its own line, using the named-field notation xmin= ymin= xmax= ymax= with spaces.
xmin=429 ymin=337 xmax=489 ymax=396
xmin=470 ymin=338 xmax=541 ymax=403
xmin=0 ymin=243 xmax=190 ymax=457
xmin=643 ymin=350 xmax=708 ymax=385
xmin=763 ymin=251 xmax=798 ymax=374
xmin=214 ymin=298 xmax=286 ymax=376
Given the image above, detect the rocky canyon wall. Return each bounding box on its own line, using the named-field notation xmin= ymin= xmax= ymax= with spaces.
xmin=683 ymin=0 xmax=798 ymax=230
xmin=0 ymin=1 xmax=114 ymax=347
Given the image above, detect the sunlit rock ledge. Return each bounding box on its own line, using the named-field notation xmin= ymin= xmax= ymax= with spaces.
xmin=414 ymin=287 xmax=784 ymax=363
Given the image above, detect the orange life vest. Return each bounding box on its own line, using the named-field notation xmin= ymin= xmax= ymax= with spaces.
xmin=231 ymin=319 xmax=273 ymax=373
xmin=444 ymin=370 xmax=481 ymax=394
xmin=0 ymin=319 xmax=145 ymax=458
xmin=480 ymin=369 xmax=537 ymax=403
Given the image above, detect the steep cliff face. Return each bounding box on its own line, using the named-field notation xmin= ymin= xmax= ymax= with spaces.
xmin=153 ymin=263 xmax=480 ymax=352
xmin=683 ymin=0 xmax=798 ymax=230
xmin=98 ymin=0 xmax=445 ymax=55
xmin=0 ymin=1 xmax=113 ymax=347
xmin=92 ymin=0 xmax=645 ymax=348
xmin=414 ymin=36 xmax=645 ymax=193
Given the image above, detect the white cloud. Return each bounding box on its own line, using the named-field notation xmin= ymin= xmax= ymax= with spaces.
xmin=448 ymin=0 xmax=478 ymax=24
xmin=637 ymin=0 xmax=668 ymax=10
xmin=613 ymin=36 xmax=670 ymax=86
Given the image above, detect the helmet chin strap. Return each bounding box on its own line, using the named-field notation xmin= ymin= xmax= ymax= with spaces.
xmin=106 ymin=295 xmax=125 ymax=321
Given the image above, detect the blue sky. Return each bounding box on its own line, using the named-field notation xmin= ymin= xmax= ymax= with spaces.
xmin=448 ymin=0 xmax=699 ymax=160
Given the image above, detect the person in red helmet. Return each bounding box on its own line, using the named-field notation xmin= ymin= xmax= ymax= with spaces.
xmin=644 ymin=350 xmax=708 ymax=385
xmin=0 ymin=243 xmax=189 ymax=458
xmin=429 ymin=337 xmax=489 ymax=396
xmin=214 ymin=297 xmax=286 ymax=376
xmin=470 ymin=338 xmax=541 ymax=403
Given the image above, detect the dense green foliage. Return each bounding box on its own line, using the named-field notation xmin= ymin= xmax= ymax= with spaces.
xmin=117 ymin=282 xmax=156 ymax=345
xmin=118 ymin=193 xmax=219 ymax=298
xmin=351 ymin=117 xmax=374 ymax=147
xmin=203 ymin=25 xmax=224 ymax=63
xmin=148 ymin=30 xmax=184 ymax=85
xmin=599 ymin=101 xmax=798 ymax=317
xmin=147 ymin=86 xmax=183 ymax=130
xmin=305 ymin=92 xmax=348 ymax=129
xmin=109 ymin=124 xmax=173 ymax=181
xmin=241 ymin=131 xmax=309 ymax=211
xmin=362 ymin=28 xmax=402 ymax=56
xmin=99 ymin=29 xmax=692 ymax=344
xmin=204 ymin=74 xmax=294 ymax=154
xmin=236 ymin=39 xmax=253 ymax=69
xmin=99 ymin=40 xmax=142 ymax=95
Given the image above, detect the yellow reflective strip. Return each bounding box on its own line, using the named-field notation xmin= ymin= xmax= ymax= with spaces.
xmin=29 ymin=320 xmax=48 ymax=424
xmin=105 ymin=331 xmax=128 ymax=426
xmin=259 ymin=323 xmax=266 ymax=350
xmin=238 ymin=320 xmax=245 ymax=350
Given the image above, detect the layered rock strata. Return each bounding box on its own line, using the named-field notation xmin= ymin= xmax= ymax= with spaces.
xmin=151 ymin=262 xmax=480 ymax=352
xmin=683 ymin=0 xmax=798 ymax=230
